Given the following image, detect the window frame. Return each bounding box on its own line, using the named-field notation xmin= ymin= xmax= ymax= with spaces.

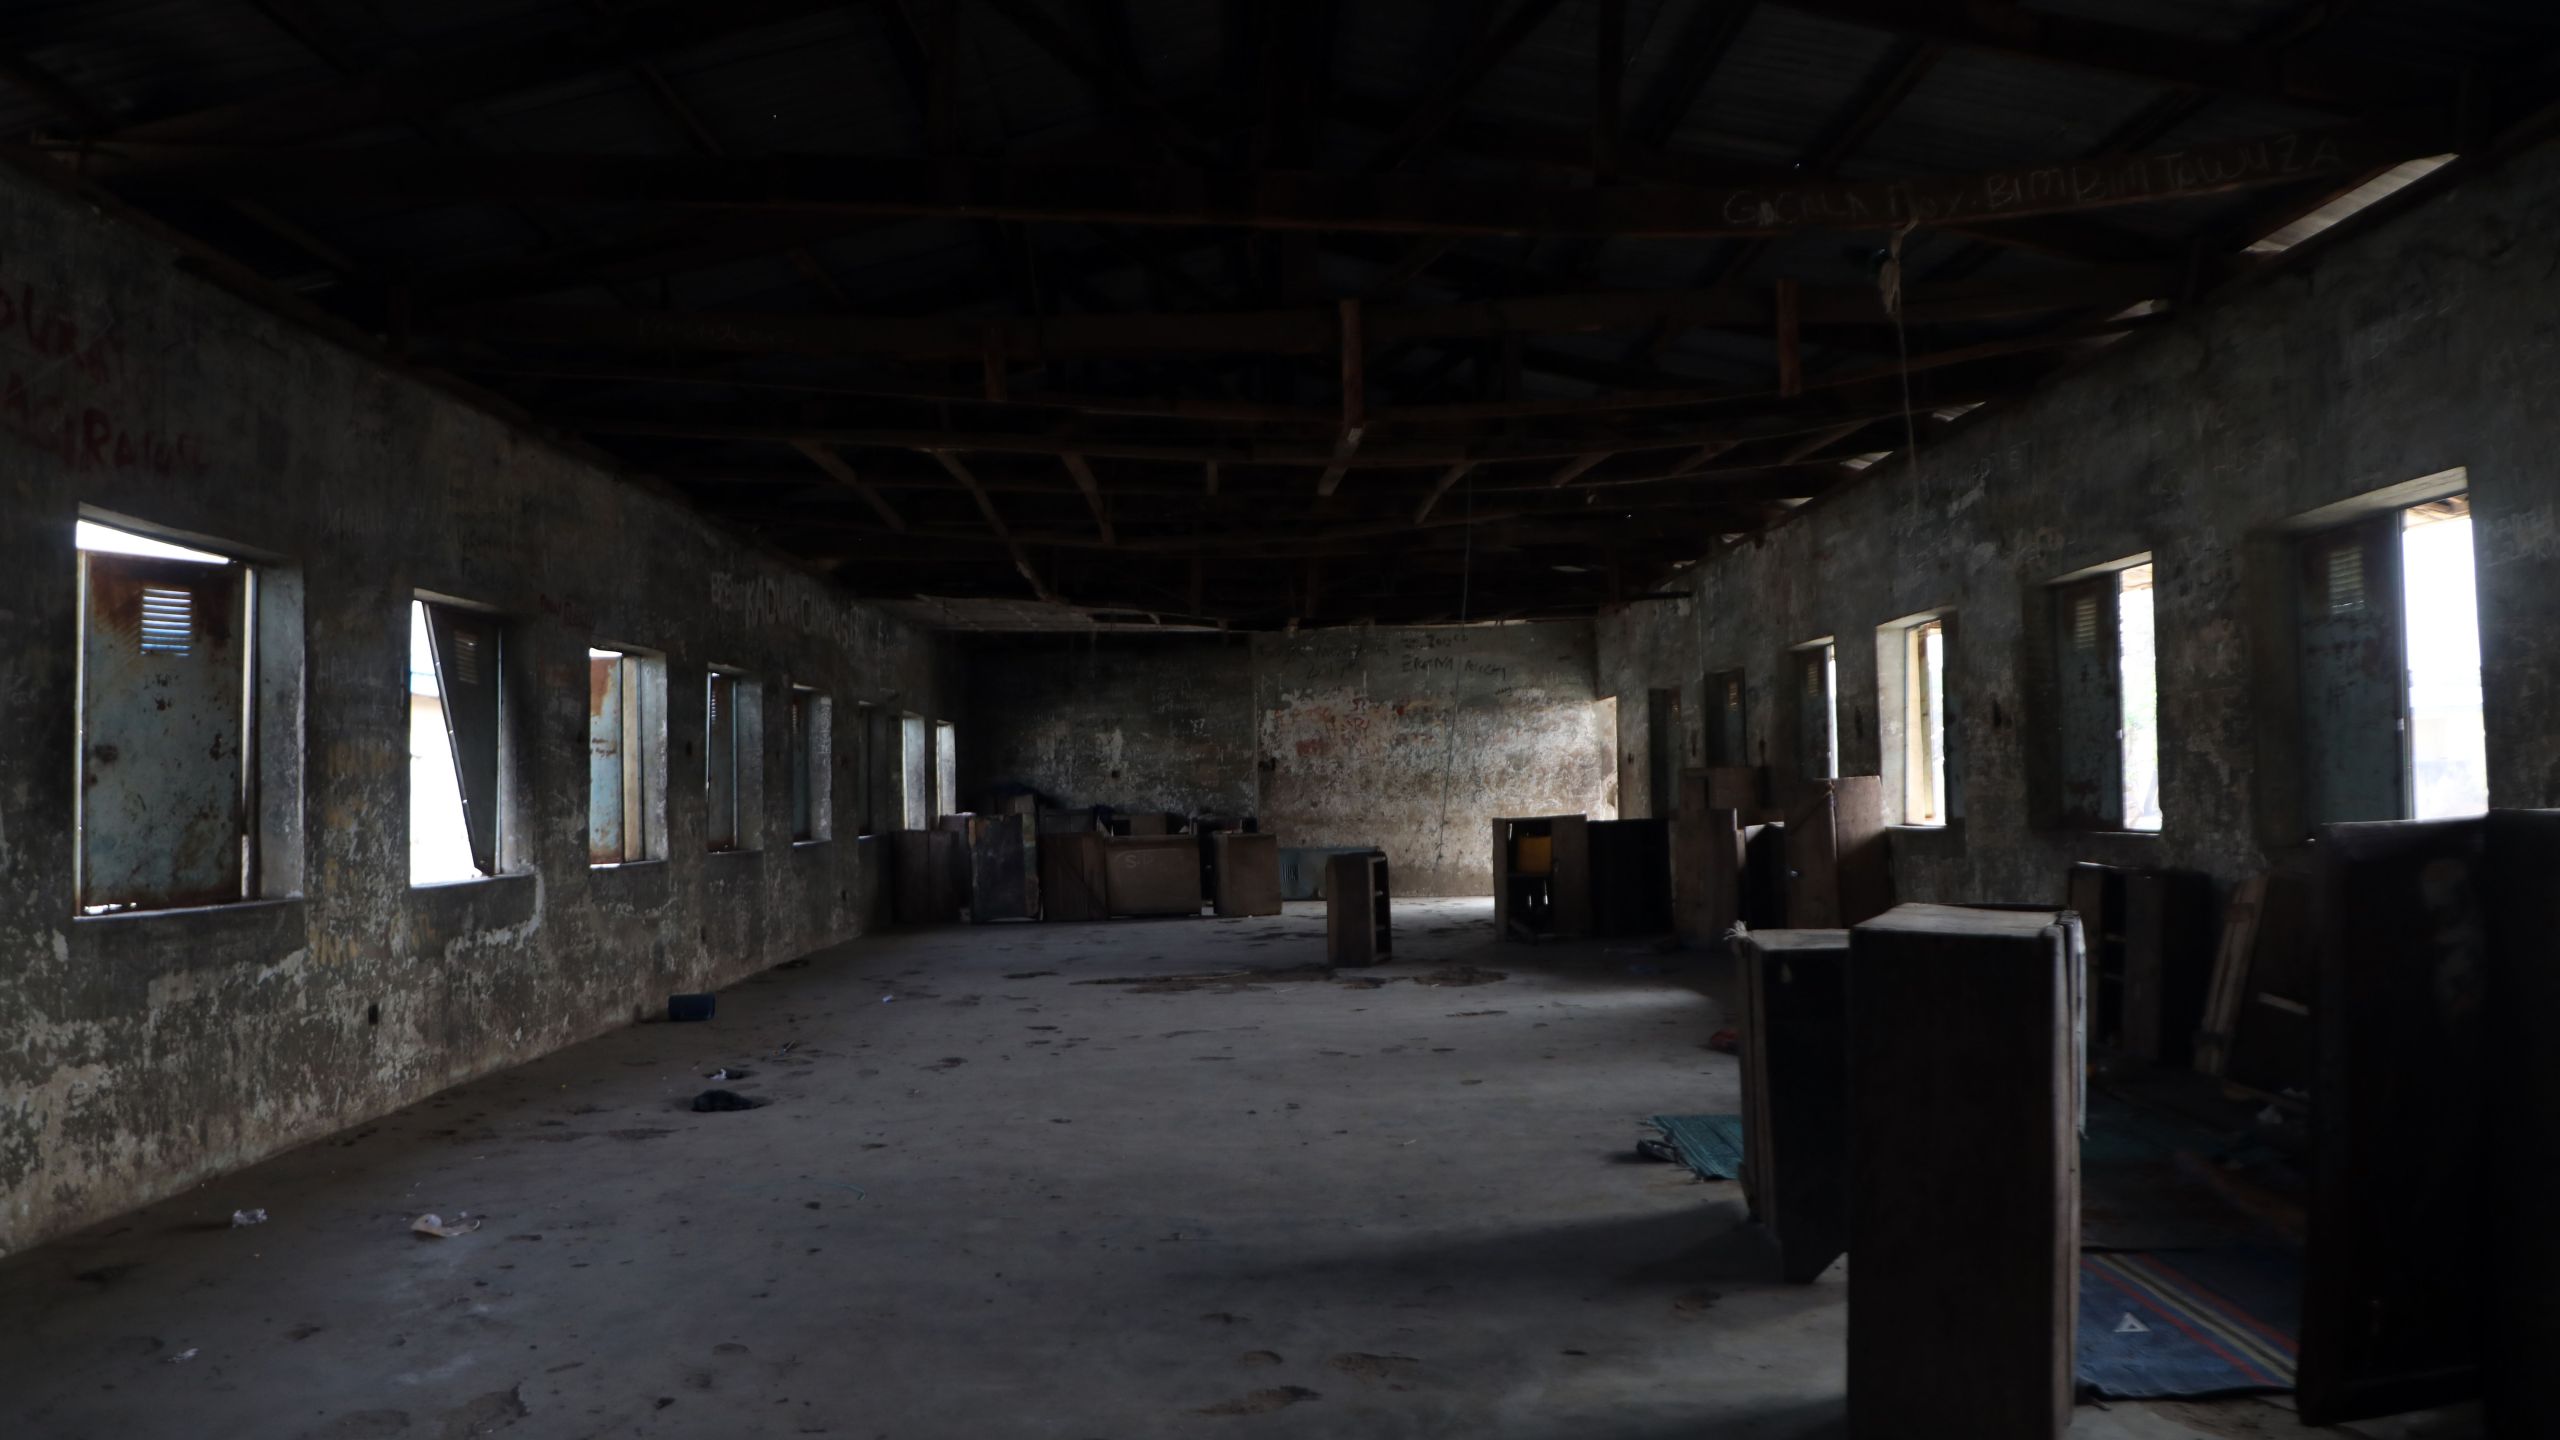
xmin=1791 ymin=639 xmax=1838 ymax=782
xmin=70 ymin=515 xmax=302 ymax=912
xmin=791 ymin=687 xmax=832 ymax=843
xmin=587 ymin=643 xmax=668 ymax=867
xmin=1879 ymin=612 xmax=1954 ymax=828
xmin=705 ymin=666 xmax=763 ymax=854
xmin=2039 ymin=552 xmax=2159 ymax=833
xmin=410 ymin=594 xmax=511 ymax=885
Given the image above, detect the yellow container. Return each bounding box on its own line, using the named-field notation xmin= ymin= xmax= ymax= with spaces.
xmin=1514 ymin=834 xmax=1554 ymax=876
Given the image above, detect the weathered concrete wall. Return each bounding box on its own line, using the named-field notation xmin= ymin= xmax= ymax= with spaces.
xmin=0 ymin=167 xmax=961 ymax=1254
xmin=965 ymin=623 xmax=1615 ymax=895
xmin=961 ymin=634 xmax=1258 ymax=817
xmin=1597 ymin=137 xmax=2560 ymax=906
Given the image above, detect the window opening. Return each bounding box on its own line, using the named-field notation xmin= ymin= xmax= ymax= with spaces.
xmin=75 ymin=520 xmax=251 ymax=913
xmin=793 ymin=689 xmax=832 ymax=841
xmin=2118 ymin=564 xmax=2161 ymax=832
xmin=1905 ymin=619 xmax=1947 ymax=825
xmin=934 ymin=720 xmax=958 ymax=819
xmin=411 ymin=600 xmax=501 ymax=883
xmin=2401 ymin=497 xmax=2486 ymax=819
xmin=589 ymin=647 xmax=663 ymax=865
xmin=1797 ymin=642 xmax=1838 ymax=781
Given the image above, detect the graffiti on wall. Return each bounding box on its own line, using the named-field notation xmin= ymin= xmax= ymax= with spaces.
xmin=0 ymin=264 xmax=211 ymax=475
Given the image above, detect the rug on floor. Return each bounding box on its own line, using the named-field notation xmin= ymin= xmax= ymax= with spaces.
xmin=1646 ymin=1114 xmax=1745 ymax=1181
xmin=2076 ymin=1246 xmax=2301 ymax=1399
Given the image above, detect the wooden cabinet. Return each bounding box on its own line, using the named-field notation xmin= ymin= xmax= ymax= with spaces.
xmin=1848 ymin=904 xmax=2082 ymax=1440
xmin=1325 ymin=851 xmax=1391 ymax=966
xmin=1588 ymin=817 xmax=1671 ymax=936
xmin=1211 ymin=831 xmax=1282 ymax=917
xmin=1493 ymin=814 xmax=1590 ymax=939
xmin=1734 ymin=926 xmax=1852 ymax=1283
xmin=1038 ymin=832 xmax=1109 ymax=921
xmin=966 ymin=813 xmax=1039 ymax=922
xmin=1785 ymin=776 xmax=1891 ymax=928
xmin=2067 ymin=861 xmax=2214 ymax=1061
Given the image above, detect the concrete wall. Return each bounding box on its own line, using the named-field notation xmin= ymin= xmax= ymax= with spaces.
xmin=0 ymin=167 xmax=960 ymax=1254
xmin=1597 ymin=137 xmax=2560 ymax=905
xmin=964 ymin=623 xmax=1615 ymax=895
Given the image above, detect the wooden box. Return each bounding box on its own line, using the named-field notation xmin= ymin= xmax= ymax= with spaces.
xmin=1325 ymin=851 xmax=1391 ymax=966
xmin=1038 ymin=832 xmax=1109 ymax=922
xmin=1848 ymin=904 xmax=2082 ymax=1440
xmin=1103 ymin=835 xmax=1200 ymax=917
xmin=1211 ymin=831 xmax=1282 ymax=917
xmin=1733 ymin=926 xmax=1852 ymax=1283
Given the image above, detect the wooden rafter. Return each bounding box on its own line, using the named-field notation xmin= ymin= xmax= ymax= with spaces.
xmin=100 ymin=0 xmax=852 ymax=146
xmin=425 ymin=266 xmax=2183 ymax=360
xmin=77 ymin=127 xmax=2427 ymax=237
xmin=1365 ymin=0 xmax=1572 ymax=173
xmin=1760 ymin=0 xmax=2439 ymax=118
xmin=789 ymin=440 xmax=907 ymax=532
xmin=1059 ymin=453 xmax=1114 ymax=545
xmin=928 ymin=450 xmax=1056 ymax=602
xmin=1412 ymin=461 xmax=1478 ymax=524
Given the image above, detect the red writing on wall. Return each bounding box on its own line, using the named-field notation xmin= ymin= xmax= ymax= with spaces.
xmin=0 ymin=269 xmax=211 ymax=475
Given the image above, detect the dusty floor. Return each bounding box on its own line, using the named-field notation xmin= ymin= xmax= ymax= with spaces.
xmin=0 ymin=900 xmax=2463 ymax=1439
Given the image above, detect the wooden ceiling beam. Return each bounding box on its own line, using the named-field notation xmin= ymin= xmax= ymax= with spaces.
xmin=1365 ymin=0 xmax=1572 ymax=172
xmin=788 ymin=440 xmax=906 ymax=532
xmin=97 ymin=0 xmax=858 ymax=145
xmin=76 ymin=126 xmax=2426 ymax=237
xmin=1759 ymin=0 xmax=2446 ymax=118
xmin=927 ymin=449 xmax=1056 ymax=602
xmin=1059 ymin=453 xmax=1115 ymax=544
xmin=423 ymin=265 xmax=2182 ymax=359
xmin=563 ymin=384 xmax=2020 ymax=465
xmin=1411 ymin=461 xmax=1478 ymax=524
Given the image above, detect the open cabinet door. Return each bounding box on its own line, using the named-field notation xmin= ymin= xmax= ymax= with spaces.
xmin=2298 ymin=819 xmax=2488 ymax=1424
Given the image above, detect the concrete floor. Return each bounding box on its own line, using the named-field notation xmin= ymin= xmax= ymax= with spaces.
xmin=0 ymin=900 xmax=2453 ymax=1439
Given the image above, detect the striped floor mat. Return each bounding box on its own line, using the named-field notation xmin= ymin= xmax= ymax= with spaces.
xmin=2076 ymin=1247 xmax=2301 ymax=1399
xmin=1645 ymin=1114 xmax=1745 ymax=1181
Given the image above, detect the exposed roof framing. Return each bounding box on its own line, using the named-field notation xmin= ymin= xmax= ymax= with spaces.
xmin=0 ymin=0 xmax=2548 ymax=630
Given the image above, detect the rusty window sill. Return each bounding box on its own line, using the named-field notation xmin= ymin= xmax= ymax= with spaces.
xmin=74 ymin=895 xmax=303 ymax=927
xmin=708 ymin=847 xmax=764 ymax=859
xmin=589 ymin=859 xmax=669 ymax=872
xmin=791 ymin=838 xmax=833 ymax=850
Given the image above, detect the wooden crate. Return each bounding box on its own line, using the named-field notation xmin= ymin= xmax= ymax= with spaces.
xmin=1848 ymin=904 xmax=2081 ymax=1440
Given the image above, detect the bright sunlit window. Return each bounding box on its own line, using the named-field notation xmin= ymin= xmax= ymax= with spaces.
xmin=2118 ymin=563 xmax=2161 ymax=832
xmin=2402 ymin=498 xmax=2487 ymax=819
xmin=409 ymin=602 xmax=480 ymax=884
xmin=1904 ymin=619 xmax=1947 ymax=825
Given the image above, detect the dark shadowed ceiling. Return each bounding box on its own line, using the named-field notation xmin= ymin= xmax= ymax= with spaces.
xmin=4 ymin=0 xmax=2556 ymax=628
